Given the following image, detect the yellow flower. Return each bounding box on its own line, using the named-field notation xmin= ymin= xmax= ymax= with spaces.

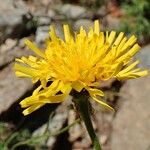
xmin=14 ymin=20 xmax=148 ymax=115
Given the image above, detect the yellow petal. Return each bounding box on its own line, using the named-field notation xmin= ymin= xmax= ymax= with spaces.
xmin=22 ymin=103 xmax=45 ymax=116
xmin=122 ymin=35 xmax=137 ymax=51
xmin=108 ymin=31 xmax=116 ymax=45
xmin=14 ymin=64 xmax=37 ymax=77
xmin=133 ymin=70 xmax=148 ymax=77
xmin=72 ymin=81 xmax=85 ymax=92
xmin=116 ymin=69 xmax=148 ymax=80
xmin=15 ymin=58 xmax=24 ymax=63
xmin=94 ymin=20 xmax=100 ymax=35
xmin=15 ymin=71 xmax=31 ymax=78
xmin=25 ymin=39 xmax=45 ymax=58
xmin=113 ymin=32 xmax=124 ymax=46
xmin=117 ymin=44 xmax=140 ymax=63
xmin=112 ymin=62 xmax=124 ymax=76
xmin=88 ymin=27 xmax=94 ymax=38
xmin=61 ymin=83 xmax=72 ymax=94
xmin=118 ymin=60 xmax=139 ymax=75
xmin=116 ymin=37 xmax=127 ymax=56
xmin=92 ymin=96 xmax=114 ymax=111
xmin=48 ymin=94 xmax=67 ymax=103
xmin=49 ymin=25 xmax=57 ymax=40
xmin=64 ymin=24 xmax=71 ymax=42
xmin=89 ymin=82 xmax=100 ymax=87
xmin=33 ymin=85 xmax=43 ymax=96
xmin=86 ymin=87 xmax=104 ymax=97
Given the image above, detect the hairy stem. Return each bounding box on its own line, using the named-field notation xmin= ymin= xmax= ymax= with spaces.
xmin=74 ymin=94 xmax=102 ymax=150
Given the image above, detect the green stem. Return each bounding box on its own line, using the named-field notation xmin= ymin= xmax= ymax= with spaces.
xmin=74 ymin=94 xmax=102 ymax=150
xmin=4 ymin=132 xmax=19 ymax=147
xmin=11 ymin=118 xmax=80 ymax=150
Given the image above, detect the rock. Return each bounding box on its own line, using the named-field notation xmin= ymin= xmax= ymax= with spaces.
xmin=37 ymin=17 xmax=51 ymax=26
xmin=105 ymin=15 xmax=121 ymax=30
xmin=0 ymin=0 xmax=28 ymax=43
xmin=32 ymin=97 xmax=72 ymax=149
xmin=0 ymin=39 xmax=17 ymax=53
xmin=48 ymin=9 xmax=56 ymax=18
xmin=40 ymin=0 xmax=52 ymax=6
xmin=35 ymin=26 xmax=50 ymax=43
xmin=111 ymin=74 xmax=150 ymax=150
xmin=136 ymin=44 xmax=150 ymax=69
xmin=56 ymin=4 xmax=86 ymax=19
xmin=0 ymin=38 xmax=33 ymax=67
xmin=74 ymin=19 xmax=93 ymax=31
xmin=0 ymin=63 xmax=33 ymax=114
xmin=68 ymin=109 xmax=83 ymax=142
xmin=0 ymin=0 xmax=28 ymax=27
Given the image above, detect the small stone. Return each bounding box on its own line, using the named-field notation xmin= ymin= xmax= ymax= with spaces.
xmin=37 ymin=17 xmax=51 ymax=26
xmin=32 ymin=100 xmax=70 ymax=149
xmin=0 ymin=43 xmax=33 ymax=67
xmin=0 ymin=0 xmax=28 ymax=43
xmin=0 ymin=39 xmax=17 ymax=53
xmin=46 ymin=99 xmax=71 ymax=148
xmin=35 ymin=26 xmax=49 ymax=43
xmin=48 ymin=9 xmax=56 ymax=18
xmin=74 ymin=19 xmax=93 ymax=31
xmin=68 ymin=109 xmax=82 ymax=141
xmin=41 ymin=0 xmax=52 ymax=6
xmin=100 ymin=135 xmax=108 ymax=145
xmin=32 ymin=124 xmax=47 ymax=137
xmin=136 ymin=44 xmax=150 ymax=69
xmin=0 ymin=2 xmax=28 ymax=27
xmin=58 ymin=4 xmax=86 ymax=19
xmin=18 ymin=38 xmax=27 ymax=48
xmin=0 ymin=63 xmax=32 ymax=114
xmin=73 ymin=136 xmax=91 ymax=149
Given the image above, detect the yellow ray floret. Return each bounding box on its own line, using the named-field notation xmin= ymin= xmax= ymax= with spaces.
xmin=14 ymin=20 xmax=148 ymax=115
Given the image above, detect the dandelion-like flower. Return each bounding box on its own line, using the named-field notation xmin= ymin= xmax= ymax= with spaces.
xmin=15 ymin=20 xmax=147 ymax=115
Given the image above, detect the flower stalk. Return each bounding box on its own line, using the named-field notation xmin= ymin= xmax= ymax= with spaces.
xmin=73 ymin=91 xmax=102 ymax=150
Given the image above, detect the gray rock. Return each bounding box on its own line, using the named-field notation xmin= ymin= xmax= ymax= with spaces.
xmin=0 ymin=0 xmax=28 ymax=43
xmin=37 ymin=17 xmax=51 ymax=26
xmin=0 ymin=39 xmax=17 ymax=53
xmin=33 ymin=98 xmax=71 ymax=148
xmin=57 ymin=4 xmax=86 ymax=19
xmin=0 ymin=0 xmax=28 ymax=27
xmin=0 ymin=38 xmax=33 ymax=67
xmin=74 ymin=19 xmax=93 ymax=32
xmin=136 ymin=44 xmax=150 ymax=69
xmin=111 ymin=74 xmax=150 ymax=150
xmin=0 ymin=63 xmax=32 ymax=114
xmin=48 ymin=9 xmax=56 ymax=18
xmin=35 ymin=26 xmax=49 ymax=43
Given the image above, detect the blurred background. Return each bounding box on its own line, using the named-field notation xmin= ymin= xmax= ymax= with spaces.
xmin=0 ymin=0 xmax=150 ymax=150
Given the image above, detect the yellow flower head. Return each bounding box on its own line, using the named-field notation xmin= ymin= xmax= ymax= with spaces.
xmin=15 ymin=20 xmax=148 ymax=115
